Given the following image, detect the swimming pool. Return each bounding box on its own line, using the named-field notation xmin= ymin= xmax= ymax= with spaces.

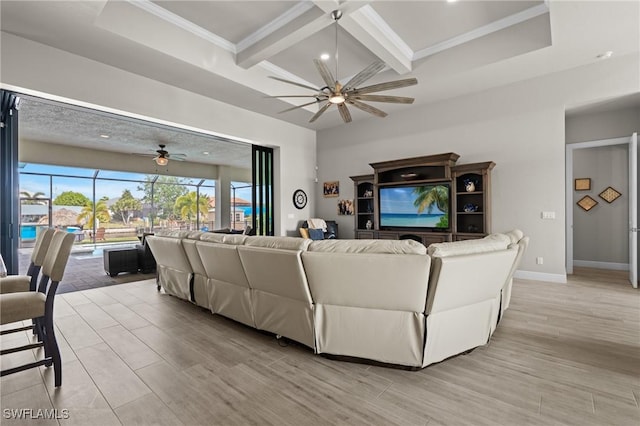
xmin=20 ymin=225 xmax=38 ymax=240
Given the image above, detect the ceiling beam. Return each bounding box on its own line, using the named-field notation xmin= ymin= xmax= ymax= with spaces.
xmin=236 ymin=4 xmax=328 ymax=69
xmin=339 ymin=6 xmax=412 ymax=74
xmin=313 ymin=2 xmax=412 ymax=75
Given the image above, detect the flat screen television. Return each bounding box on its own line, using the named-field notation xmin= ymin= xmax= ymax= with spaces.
xmin=379 ymin=183 xmax=450 ymax=230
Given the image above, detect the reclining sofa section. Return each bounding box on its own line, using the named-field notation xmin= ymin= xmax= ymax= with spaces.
xmin=146 ymin=230 xmax=526 ymax=369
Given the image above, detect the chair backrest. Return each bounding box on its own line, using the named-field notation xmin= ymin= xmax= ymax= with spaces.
xmin=95 ymin=227 xmax=106 ymax=240
xmin=41 ymin=231 xmax=75 ymax=284
xmin=30 ymin=228 xmax=55 ymax=267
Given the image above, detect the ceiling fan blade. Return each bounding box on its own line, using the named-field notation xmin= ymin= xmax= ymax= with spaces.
xmin=268 ymin=76 xmax=320 ymax=92
xmin=352 ymin=78 xmax=418 ymax=95
xmin=278 ymin=100 xmax=320 ymax=114
xmin=347 ymin=100 xmax=388 ymax=118
xmin=350 ymin=94 xmax=414 ymax=104
xmin=343 ymin=61 xmax=386 ymax=91
xmin=313 ymin=59 xmax=336 ymax=90
xmin=309 ymin=102 xmax=332 ymax=123
xmin=337 ymin=103 xmax=352 ymax=123
xmin=264 ymin=95 xmax=322 ymax=98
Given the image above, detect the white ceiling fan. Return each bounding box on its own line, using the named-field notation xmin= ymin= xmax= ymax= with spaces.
xmin=267 ymin=10 xmax=418 ymax=124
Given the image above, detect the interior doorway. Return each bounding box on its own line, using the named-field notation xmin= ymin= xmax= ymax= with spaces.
xmin=565 ymin=134 xmax=638 ymax=288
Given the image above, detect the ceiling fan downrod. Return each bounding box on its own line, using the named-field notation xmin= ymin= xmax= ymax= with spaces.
xmin=331 ymin=10 xmax=342 ymax=83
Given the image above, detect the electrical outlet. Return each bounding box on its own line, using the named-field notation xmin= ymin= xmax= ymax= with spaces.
xmin=541 ymin=211 xmax=555 ymax=220
xmin=536 ymin=257 xmax=544 ymax=265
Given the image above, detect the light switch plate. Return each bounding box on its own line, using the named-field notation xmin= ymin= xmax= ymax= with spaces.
xmin=541 ymin=211 xmax=555 ymax=220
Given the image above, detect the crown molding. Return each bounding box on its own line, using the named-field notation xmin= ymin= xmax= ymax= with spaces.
xmin=127 ymin=0 xmax=236 ymax=53
xmin=414 ymin=2 xmax=550 ymax=61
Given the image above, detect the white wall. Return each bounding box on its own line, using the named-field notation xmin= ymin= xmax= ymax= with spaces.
xmin=316 ymin=53 xmax=639 ymax=281
xmin=566 ymin=107 xmax=640 ymax=144
xmin=0 ymin=33 xmax=316 ymax=236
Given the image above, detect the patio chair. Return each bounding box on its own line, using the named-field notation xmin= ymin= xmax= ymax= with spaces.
xmin=0 ymin=230 xmax=75 ymax=387
xmin=95 ymin=227 xmax=106 ymax=241
xmin=0 ymin=228 xmax=55 ymax=294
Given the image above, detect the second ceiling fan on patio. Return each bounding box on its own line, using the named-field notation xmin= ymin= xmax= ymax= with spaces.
xmin=137 ymin=144 xmax=186 ymax=166
xmin=267 ymin=10 xmax=418 ymax=123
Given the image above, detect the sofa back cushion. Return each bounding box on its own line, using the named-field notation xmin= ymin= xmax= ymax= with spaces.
xmin=181 ymin=239 xmax=207 ymax=277
xmin=145 ymin=236 xmax=191 ymax=272
xmin=426 ymin=233 xmax=510 ymax=257
xmin=199 ymin=233 xmax=226 ymax=243
xmin=244 ymin=236 xmax=311 ymax=251
xmin=196 ymin=241 xmax=250 ymax=288
xmin=308 ymin=238 xmax=426 ymax=255
xmin=302 ymin=251 xmax=431 ymax=312
xmin=238 ymin=246 xmax=312 ymax=303
xmin=426 ymin=248 xmax=517 ymax=314
xmin=154 ymin=230 xmax=192 ymax=238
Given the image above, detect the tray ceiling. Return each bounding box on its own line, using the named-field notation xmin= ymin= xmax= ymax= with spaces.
xmin=1 ymin=0 xmax=638 ymax=163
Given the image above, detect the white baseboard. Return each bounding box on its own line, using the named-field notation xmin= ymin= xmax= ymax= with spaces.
xmin=573 ymin=260 xmax=629 ymax=271
xmin=514 ymin=270 xmax=567 ymax=283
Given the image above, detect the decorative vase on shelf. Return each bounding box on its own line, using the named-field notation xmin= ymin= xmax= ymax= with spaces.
xmin=463 ymin=203 xmax=479 ymax=212
xmin=365 ymin=220 xmax=372 ymax=230
xmin=463 ymin=178 xmax=477 ymax=192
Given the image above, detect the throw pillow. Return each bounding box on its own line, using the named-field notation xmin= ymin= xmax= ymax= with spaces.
xmin=308 ymin=228 xmax=324 ymax=240
xmin=299 ymin=228 xmax=310 ymax=239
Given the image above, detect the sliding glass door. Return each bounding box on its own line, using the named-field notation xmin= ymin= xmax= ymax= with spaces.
xmin=252 ymin=145 xmax=274 ymax=236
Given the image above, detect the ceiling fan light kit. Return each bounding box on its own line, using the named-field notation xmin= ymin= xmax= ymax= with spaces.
xmin=269 ymin=9 xmax=418 ymax=124
xmin=155 ymin=155 xmax=169 ymax=166
xmin=144 ymin=144 xmax=186 ymax=165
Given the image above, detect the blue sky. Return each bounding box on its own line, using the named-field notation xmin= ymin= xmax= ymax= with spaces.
xmin=19 ymin=164 xmax=251 ymax=202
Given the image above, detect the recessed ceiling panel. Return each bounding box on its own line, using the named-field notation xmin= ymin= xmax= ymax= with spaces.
xmin=372 ymin=1 xmax=543 ymax=51
xmin=269 ymin=25 xmax=382 ymax=88
xmin=151 ymin=0 xmax=295 ymax=44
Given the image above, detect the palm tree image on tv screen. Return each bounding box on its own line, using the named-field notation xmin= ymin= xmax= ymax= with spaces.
xmin=379 ymin=184 xmax=449 ymax=229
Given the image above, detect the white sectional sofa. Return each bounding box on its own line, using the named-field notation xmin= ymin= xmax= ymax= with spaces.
xmin=146 ymin=230 xmax=527 ymax=368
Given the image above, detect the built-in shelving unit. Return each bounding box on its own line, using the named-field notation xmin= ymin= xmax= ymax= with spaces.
xmin=350 ymin=174 xmax=375 ymax=239
xmin=351 ymin=154 xmax=495 ymax=246
xmin=452 ymin=162 xmax=495 ymax=241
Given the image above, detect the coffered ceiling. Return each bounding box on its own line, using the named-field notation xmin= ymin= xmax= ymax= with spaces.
xmin=1 ymin=1 xmax=638 ymax=165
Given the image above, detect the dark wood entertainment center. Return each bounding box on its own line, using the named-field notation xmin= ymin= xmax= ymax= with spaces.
xmin=350 ymin=152 xmax=495 ymax=245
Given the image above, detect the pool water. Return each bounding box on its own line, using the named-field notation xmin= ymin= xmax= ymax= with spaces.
xmin=20 ymin=225 xmax=37 ymax=239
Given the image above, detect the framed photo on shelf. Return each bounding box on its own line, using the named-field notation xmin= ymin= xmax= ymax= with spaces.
xmin=323 ymin=181 xmax=339 ymax=197
xmin=574 ymin=178 xmax=591 ymax=191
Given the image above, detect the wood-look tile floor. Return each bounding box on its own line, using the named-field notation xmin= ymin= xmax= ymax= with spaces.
xmin=1 ymin=268 xmax=638 ymax=425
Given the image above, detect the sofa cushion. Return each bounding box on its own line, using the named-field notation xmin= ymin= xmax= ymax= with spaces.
xmin=199 ymin=233 xmax=226 ymax=243
xmin=244 ymin=236 xmax=311 ymax=251
xmin=299 ymin=228 xmax=310 ymax=239
xmin=308 ymin=238 xmax=426 ymax=255
xmin=427 ymin=233 xmax=510 ymax=257
xmin=504 ymin=229 xmax=524 ymax=244
xmin=154 ymin=230 xmax=191 ymax=238
xmin=187 ymin=231 xmax=205 ymax=240
xmin=308 ymin=228 xmax=324 ymax=241
xmin=222 ymin=234 xmax=248 ymax=245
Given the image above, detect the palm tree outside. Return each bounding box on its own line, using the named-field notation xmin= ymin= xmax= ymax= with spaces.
xmin=77 ymin=198 xmax=111 ymax=232
xmin=20 ymin=191 xmax=47 ymax=205
xmin=174 ymin=191 xmax=209 ymax=230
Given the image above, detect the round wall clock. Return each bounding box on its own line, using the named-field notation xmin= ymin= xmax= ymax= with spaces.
xmin=292 ymin=189 xmax=307 ymax=209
